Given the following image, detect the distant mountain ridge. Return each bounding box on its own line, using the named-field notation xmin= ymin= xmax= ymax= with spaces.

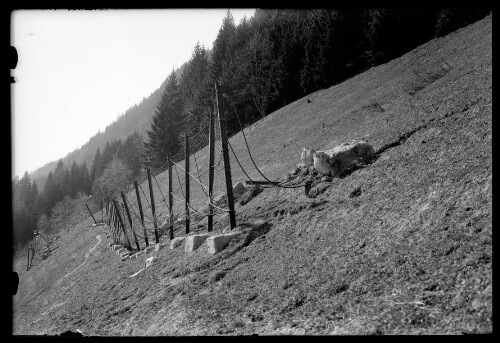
xmin=29 ymin=62 xmax=188 ymax=189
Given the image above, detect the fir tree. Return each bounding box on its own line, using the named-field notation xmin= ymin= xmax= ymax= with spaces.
xmin=144 ymin=70 xmax=184 ymax=169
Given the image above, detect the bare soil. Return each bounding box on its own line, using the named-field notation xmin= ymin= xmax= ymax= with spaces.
xmin=13 ymin=15 xmax=491 ymax=335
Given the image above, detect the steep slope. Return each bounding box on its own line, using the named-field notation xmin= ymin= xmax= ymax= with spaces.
xmin=13 ymin=15 xmax=491 ymax=335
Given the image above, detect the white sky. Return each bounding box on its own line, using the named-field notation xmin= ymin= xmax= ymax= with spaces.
xmin=11 ymin=9 xmax=256 ymax=179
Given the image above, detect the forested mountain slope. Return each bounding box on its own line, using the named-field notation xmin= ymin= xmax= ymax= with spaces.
xmin=13 ymin=15 xmax=491 ymax=336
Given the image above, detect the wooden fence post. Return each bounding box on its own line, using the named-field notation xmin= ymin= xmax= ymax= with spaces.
xmin=86 ymin=203 xmax=97 ymax=225
xmin=134 ymin=181 xmax=149 ymax=247
xmin=185 ymin=134 xmax=190 ymax=235
xmin=215 ymin=82 xmax=236 ymax=230
xmin=168 ymin=153 xmax=174 ymax=240
xmin=147 ymin=169 xmax=160 ymax=243
xmin=113 ymin=199 xmax=131 ymax=248
xmin=121 ymin=192 xmax=141 ymax=251
xmin=207 ymin=106 xmax=215 ymax=232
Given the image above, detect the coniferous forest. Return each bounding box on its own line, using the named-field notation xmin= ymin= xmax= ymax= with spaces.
xmin=13 ymin=8 xmax=490 ymax=248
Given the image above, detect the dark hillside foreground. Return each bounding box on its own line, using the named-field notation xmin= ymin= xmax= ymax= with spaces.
xmin=13 ymin=15 xmax=491 ymax=335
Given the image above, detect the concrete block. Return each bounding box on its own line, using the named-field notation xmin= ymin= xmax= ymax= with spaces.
xmin=155 ymin=243 xmax=167 ymax=252
xmin=112 ymin=245 xmax=123 ymax=251
xmin=185 ymin=234 xmax=210 ymax=253
xmin=170 ymin=237 xmax=186 ymax=250
xmin=207 ymin=232 xmax=240 ymax=255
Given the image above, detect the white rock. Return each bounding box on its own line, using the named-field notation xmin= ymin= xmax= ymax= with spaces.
xmin=145 ymin=256 xmax=156 ymax=269
xmin=308 ymin=141 xmax=375 ymax=177
xmin=323 ymin=140 xmax=374 ymax=177
xmin=313 ymin=151 xmax=332 ymax=176
xmin=301 ymin=147 xmax=316 ymax=167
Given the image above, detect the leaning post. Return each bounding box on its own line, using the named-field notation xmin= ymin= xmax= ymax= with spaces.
xmin=86 ymin=203 xmax=97 ymax=225
xmin=134 ymin=181 xmax=149 ymax=247
xmin=215 ymin=82 xmax=237 ymax=230
xmin=147 ymin=169 xmax=160 ymax=243
xmin=121 ymin=192 xmax=141 ymax=251
xmin=113 ymin=199 xmax=131 ymax=248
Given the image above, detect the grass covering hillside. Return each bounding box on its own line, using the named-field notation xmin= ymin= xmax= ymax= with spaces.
xmin=13 ymin=14 xmax=491 ymax=335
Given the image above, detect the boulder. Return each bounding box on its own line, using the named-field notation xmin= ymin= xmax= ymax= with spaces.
xmin=233 ymin=181 xmax=247 ymax=199
xmin=307 ymin=141 xmax=375 ymax=178
xmin=145 ymin=256 xmax=156 ymax=269
xmin=313 ymin=151 xmax=333 ymax=176
xmin=323 ymin=140 xmax=374 ymax=177
xmin=300 ymin=147 xmax=316 ymax=167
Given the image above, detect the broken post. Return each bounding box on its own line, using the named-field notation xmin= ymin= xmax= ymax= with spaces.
xmin=207 ymin=106 xmax=215 ymax=232
xmin=86 ymin=203 xmax=97 ymax=225
xmin=121 ymin=192 xmax=141 ymax=251
xmin=113 ymin=199 xmax=131 ymax=249
xmin=185 ymin=134 xmax=190 ymax=235
xmin=134 ymin=181 xmax=149 ymax=247
xmin=215 ymin=82 xmax=236 ymax=230
xmin=147 ymin=168 xmax=160 ymax=243
xmin=168 ymin=153 xmax=174 ymax=240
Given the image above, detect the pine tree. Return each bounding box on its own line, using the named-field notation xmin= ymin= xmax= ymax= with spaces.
xmin=120 ymin=132 xmax=143 ymax=179
xmin=245 ymin=29 xmax=284 ymax=119
xmin=210 ymin=10 xmax=237 ymax=83
xmin=43 ymin=171 xmax=59 ymax=216
xmin=144 ymin=70 xmax=184 ymax=169
xmin=180 ymin=42 xmax=211 ymax=136
xmin=90 ymin=147 xmax=103 ymax=183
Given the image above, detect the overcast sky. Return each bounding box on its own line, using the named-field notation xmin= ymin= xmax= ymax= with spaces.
xmin=11 ymin=9 xmax=256 ymax=179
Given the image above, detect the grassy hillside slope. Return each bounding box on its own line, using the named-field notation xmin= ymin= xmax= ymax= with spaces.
xmin=13 ymin=15 xmax=491 ymax=335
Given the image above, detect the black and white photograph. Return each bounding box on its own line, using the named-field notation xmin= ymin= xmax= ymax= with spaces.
xmin=11 ymin=8 xmax=492 ymax=336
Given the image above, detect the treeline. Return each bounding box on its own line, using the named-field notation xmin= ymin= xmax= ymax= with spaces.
xmin=142 ymin=8 xmax=491 ymax=168
xmin=13 ymin=8 xmax=490 ymax=247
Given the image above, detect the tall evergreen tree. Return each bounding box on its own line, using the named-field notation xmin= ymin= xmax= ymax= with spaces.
xmin=180 ymin=42 xmax=211 ymax=136
xmin=120 ymin=132 xmax=143 ymax=179
xmin=245 ymin=29 xmax=284 ymax=119
xmin=144 ymin=70 xmax=184 ymax=169
xmin=90 ymin=147 xmax=102 ymax=183
xmin=210 ymin=10 xmax=237 ymax=83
